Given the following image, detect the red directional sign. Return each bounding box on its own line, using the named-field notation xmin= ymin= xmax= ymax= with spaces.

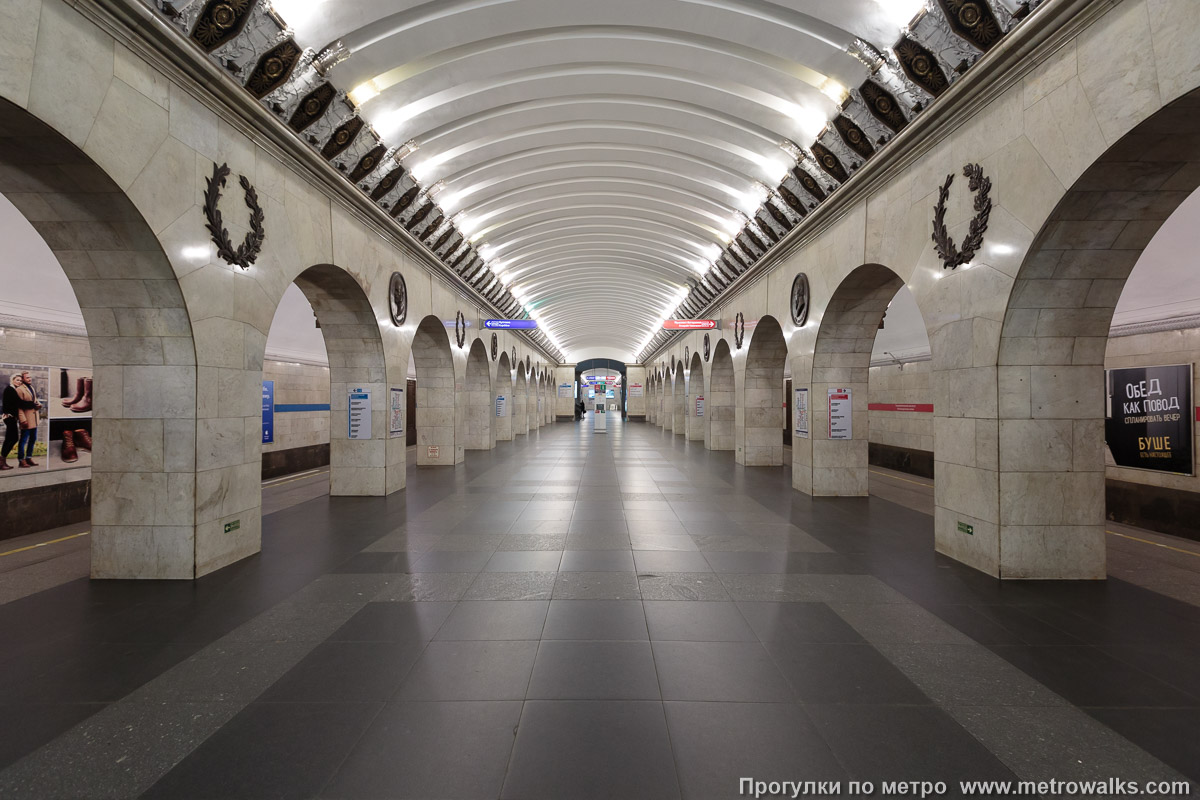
xmin=663 ymin=320 xmax=717 ymax=330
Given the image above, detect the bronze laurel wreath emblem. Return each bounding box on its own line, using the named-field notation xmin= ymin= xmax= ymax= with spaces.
xmin=734 ymin=312 xmax=745 ymax=349
xmin=932 ymin=163 xmax=992 ymax=270
xmin=491 ymin=333 xmax=499 ymax=361
xmin=703 ymin=333 xmax=710 ymax=362
xmin=204 ymin=162 xmax=265 ymax=270
xmin=455 ymin=311 xmax=467 ymax=348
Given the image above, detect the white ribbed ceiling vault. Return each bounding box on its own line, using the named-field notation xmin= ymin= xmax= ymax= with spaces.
xmin=272 ymin=0 xmax=927 ymax=361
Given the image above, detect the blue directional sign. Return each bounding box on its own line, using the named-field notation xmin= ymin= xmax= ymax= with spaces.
xmin=484 ymin=319 xmax=538 ymax=329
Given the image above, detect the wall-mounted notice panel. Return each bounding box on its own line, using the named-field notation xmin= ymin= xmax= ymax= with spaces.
xmin=261 ymin=380 xmax=274 ymax=444
xmin=348 ymin=389 xmax=371 ymax=440
xmin=1106 ymin=365 xmax=1194 ymax=475
xmin=389 ymin=387 xmax=404 ymax=437
xmin=496 ymin=395 xmax=507 ymax=417
xmin=828 ymin=388 xmax=851 ymax=440
xmin=794 ymin=388 xmax=809 ymax=439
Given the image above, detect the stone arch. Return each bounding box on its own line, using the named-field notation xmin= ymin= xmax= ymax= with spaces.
xmin=808 ymin=263 xmax=909 ymax=496
xmin=464 ymin=338 xmax=493 ymax=450
xmin=671 ymin=359 xmax=686 ymax=435
xmin=526 ymin=368 xmax=539 ymax=433
xmin=0 ymin=98 xmax=199 ymax=579
xmin=535 ymin=371 xmax=546 ymax=428
xmin=738 ymin=315 xmax=787 ymax=466
xmin=289 ymin=264 xmax=390 ymax=495
xmin=495 ymin=350 xmax=514 ymax=441
xmin=709 ymin=338 xmax=735 ymax=451
xmin=412 ymin=315 xmax=456 ymax=466
xmin=989 ymin=87 xmax=1200 ymax=580
xmin=513 ymin=368 xmax=529 ymax=435
xmin=686 ymin=349 xmax=705 ymax=443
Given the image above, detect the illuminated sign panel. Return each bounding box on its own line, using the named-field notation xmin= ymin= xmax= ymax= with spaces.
xmin=483 ymin=319 xmax=538 ymax=330
xmin=663 ymin=320 xmax=716 ymax=330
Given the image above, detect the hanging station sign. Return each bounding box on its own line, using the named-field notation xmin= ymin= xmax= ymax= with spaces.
xmin=483 ymin=319 xmax=538 ymax=329
xmin=1106 ymin=365 xmax=1194 ymax=475
xmin=663 ymin=319 xmax=717 ymax=330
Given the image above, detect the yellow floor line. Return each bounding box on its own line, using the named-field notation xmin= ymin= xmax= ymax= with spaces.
xmin=1106 ymin=530 xmax=1200 ymax=559
xmin=0 ymin=531 xmax=90 ymax=558
xmin=868 ymin=469 xmax=934 ymax=488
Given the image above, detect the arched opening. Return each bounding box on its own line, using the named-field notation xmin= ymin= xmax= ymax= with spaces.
xmin=412 ymin=315 xmax=456 ymax=466
xmin=647 ymin=375 xmax=658 ymax=425
xmin=809 ymin=264 xmax=918 ymax=497
xmin=672 ymin=360 xmax=686 ymax=435
xmin=494 ymin=350 xmax=514 ymax=441
xmin=526 ymin=369 xmax=539 ymax=433
xmin=709 ymin=339 xmax=735 ymax=451
xmin=464 ymin=338 xmax=493 ymax=450
xmin=686 ymin=349 xmax=705 ymax=443
xmin=535 ymin=372 xmax=546 ymax=428
xmin=0 ymin=99 xmax=198 ymax=579
xmin=994 ymin=87 xmax=1200 ymax=579
xmin=513 ymin=368 xmax=529 ymax=436
xmin=290 ymin=265 xmax=388 ymax=495
xmin=738 ymin=315 xmax=787 ymax=466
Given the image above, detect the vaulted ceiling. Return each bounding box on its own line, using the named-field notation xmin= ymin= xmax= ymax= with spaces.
xmin=272 ymin=0 xmax=929 ymax=361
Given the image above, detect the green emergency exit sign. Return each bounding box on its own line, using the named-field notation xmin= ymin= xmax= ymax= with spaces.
xmin=224 ymin=520 xmax=240 ymax=533
xmin=957 ymin=521 xmax=974 ymax=535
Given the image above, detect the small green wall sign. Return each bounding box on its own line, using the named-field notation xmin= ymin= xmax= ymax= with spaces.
xmin=957 ymin=521 xmax=974 ymax=535
xmin=224 ymin=520 xmax=240 ymax=533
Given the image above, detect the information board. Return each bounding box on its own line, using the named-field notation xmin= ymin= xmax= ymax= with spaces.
xmin=794 ymin=388 xmax=809 ymax=438
xmin=388 ymin=387 xmax=404 ymax=436
xmin=558 ymin=383 xmax=573 ymax=398
xmin=261 ymin=380 xmax=274 ymax=444
xmin=348 ymin=389 xmax=371 ymax=440
xmin=496 ymin=395 xmax=507 ymax=417
xmin=628 ymin=383 xmax=643 ymax=397
xmin=695 ymin=396 xmax=704 ymax=417
xmin=828 ymin=388 xmax=851 ymax=440
xmin=1106 ymin=364 xmax=1194 ymax=475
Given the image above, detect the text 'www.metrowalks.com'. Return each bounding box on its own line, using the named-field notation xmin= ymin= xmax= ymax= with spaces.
xmin=739 ymin=778 xmax=1194 ymax=798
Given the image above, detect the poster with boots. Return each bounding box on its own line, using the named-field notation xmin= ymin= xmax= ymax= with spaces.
xmin=47 ymin=368 xmax=93 ymax=471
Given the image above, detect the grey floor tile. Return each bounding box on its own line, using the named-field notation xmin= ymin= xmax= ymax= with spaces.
xmin=329 ymin=601 xmax=457 ymax=642
xmin=324 ymin=701 xmax=523 ymax=799
xmin=374 ymin=573 xmax=476 ymax=602
xmin=464 ymin=571 xmax=557 ymax=601
xmin=395 ymin=640 xmax=538 ymax=701
xmin=412 ymin=550 xmax=493 ymax=573
xmin=553 ymin=572 xmax=642 ymax=600
xmin=560 ymin=550 xmax=636 ymax=572
xmin=665 ymin=702 xmax=846 ymax=799
xmin=634 ymin=550 xmax=713 ymax=573
xmin=766 ymin=641 xmax=931 ymax=705
xmin=639 ymin=572 xmax=730 ymax=601
xmin=502 ymin=701 xmax=680 ymax=799
xmin=483 ymin=550 xmax=563 ymax=572
xmin=736 ymin=602 xmax=865 ymax=643
xmin=527 ymin=641 xmax=660 ymax=699
xmin=644 ymin=601 xmax=758 ymax=641
xmin=435 ymin=600 xmax=549 ymax=640
xmin=542 ymin=600 xmax=649 ymax=640
xmin=653 ymin=641 xmax=795 ymax=702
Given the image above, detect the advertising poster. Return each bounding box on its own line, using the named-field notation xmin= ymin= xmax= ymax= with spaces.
xmin=389 ymin=387 xmax=404 ymax=436
xmin=794 ymin=388 xmax=809 ymax=438
xmin=348 ymin=389 xmax=372 ymax=440
xmin=261 ymin=380 xmax=274 ymax=444
xmin=828 ymin=387 xmax=852 ymax=440
xmin=1106 ymin=365 xmax=1194 ymax=475
xmin=2 ymin=363 xmax=92 ymax=474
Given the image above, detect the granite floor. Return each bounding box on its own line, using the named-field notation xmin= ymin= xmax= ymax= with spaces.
xmin=0 ymin=415 xmax=1197 ymax=799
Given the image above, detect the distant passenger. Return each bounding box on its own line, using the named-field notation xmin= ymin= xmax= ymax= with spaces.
xmin=575 ymin=397 xmax=586 ymax=421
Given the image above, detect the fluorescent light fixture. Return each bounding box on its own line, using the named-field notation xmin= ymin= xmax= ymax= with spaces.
xmin=455 ymin=213 xmax=481 ymax=236
xmin=690 ymin=258 xmax=711 ymax=275
xmin=735 ymin=183 xmax=770 ymax=216
xmin=348 ymin=80 xmax=380 ymax=106
xmin=719 ymin=213 xmax=747 ymax=236
xmin=819 ymin=78 xmax=849 ymax=105
xmin=778 ymin=139 xmax=803 ymax=162
xmin=394 ymin=140 xmax=419 ymax=161
xmin=703 ymin=243 xmax=723 ymax=262
xmin=268 ymin=0 xmax=327 ymax=27
xmin=877 ymin=0 xmax=927 ymax=28
xmin=478 ymin=243 xmax=496 ymax=261
xmin=784 ymin=103 xmax=829 ymax=139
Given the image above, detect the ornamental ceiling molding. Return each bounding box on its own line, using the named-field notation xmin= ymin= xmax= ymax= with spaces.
xmin=134 ymin=0 xmax=562 ymax=364
xmin=637 ymin=0 xmax=1109 ymax=365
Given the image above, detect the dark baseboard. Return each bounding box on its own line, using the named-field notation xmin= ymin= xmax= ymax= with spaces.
xmin=627 ymin=414 xmax=646 ymax=421
xmin=555 ymin=415 xmax=574 ymax=421
xmin=868 ymin=443 xmax=935 ymax=480
xmin=1106 ymin=478 xmax=1200 ymax=542
xmin=261 ymin=443 xmax=330 ymax=480
xmin=0 ymin=479 xmax=90 ymax=542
